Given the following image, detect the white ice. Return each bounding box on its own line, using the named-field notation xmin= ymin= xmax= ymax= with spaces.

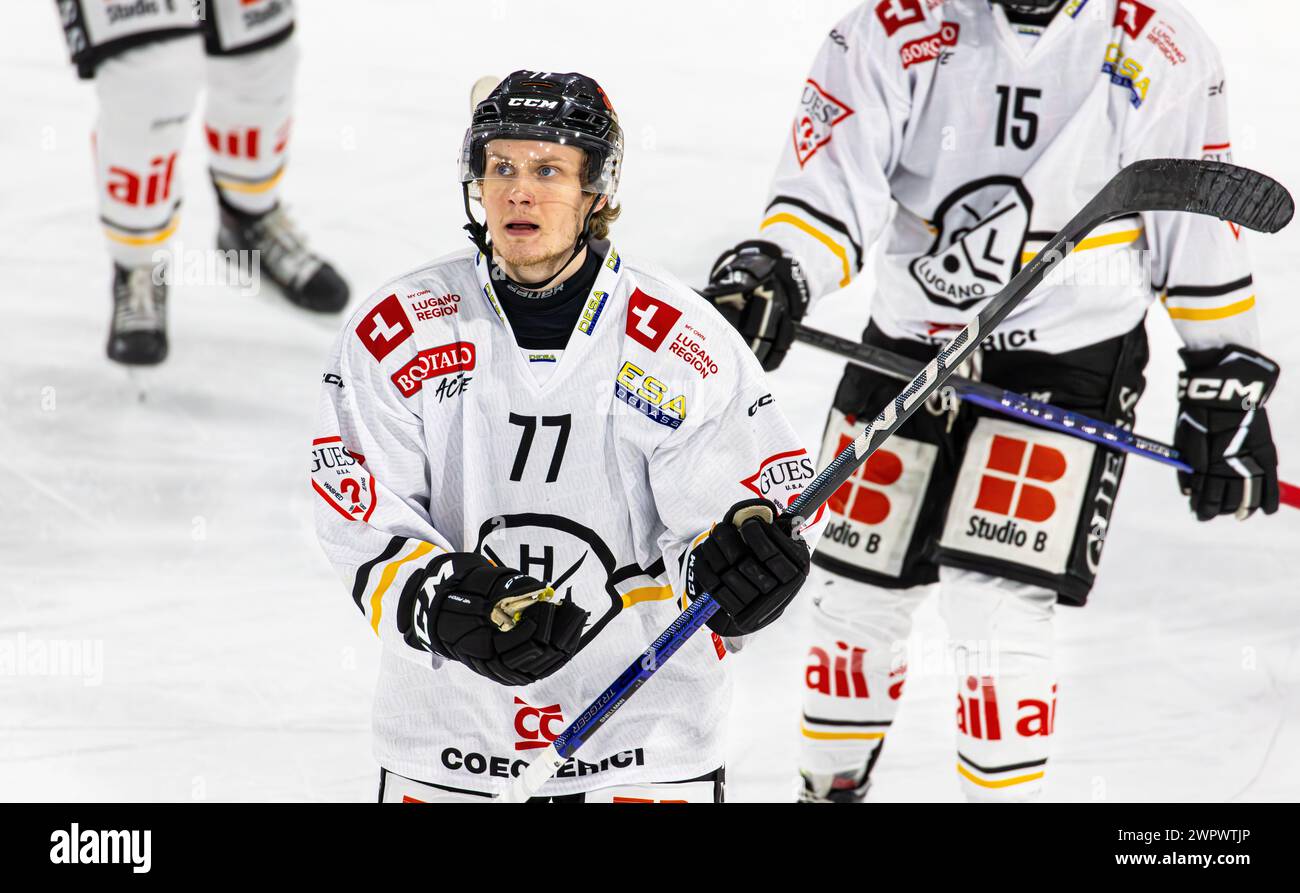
xmin=2 ymin=0 xmax=1297 ymax=802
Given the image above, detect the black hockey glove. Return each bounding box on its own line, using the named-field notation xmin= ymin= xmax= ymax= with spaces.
xmin=700 ymin=240 xmax=810 ymax=372
xmin=418 ymin=553 xmax=588 ymax=686
xmin=1174 ymin=344 xmax=1281 ymax=521
xmin=687 ymin=498 xmax=811 ymax=637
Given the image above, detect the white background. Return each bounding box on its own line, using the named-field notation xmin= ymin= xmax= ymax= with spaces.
xmin=2 ymin=0 xmax=1297 ymax=801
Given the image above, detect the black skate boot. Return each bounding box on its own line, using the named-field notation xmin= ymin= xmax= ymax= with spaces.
xmin=108 ymin=262 xmax=168 ymax=365
xmin=217 ymin=200 xmax=350 ymax=313
xmin=798 ymin=767 xmax=872 ymax=803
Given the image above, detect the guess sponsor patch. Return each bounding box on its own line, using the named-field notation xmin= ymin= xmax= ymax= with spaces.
xmin=900 ymin=21 xmax=959 ymax=69
xmin=392 ymin=342 xmax=476 ymax=398
xmin=311 ymin=436 xmax=375 ymax=522
xmin=741 ymin=449 xmax=826 ymax=524
xmin=356 ymin=294 xmax=414 ymax=362
xmin=626 ymin=289 xmax=682 ymax=352
xmin=793 ymin=79 xmax=854 ymax=168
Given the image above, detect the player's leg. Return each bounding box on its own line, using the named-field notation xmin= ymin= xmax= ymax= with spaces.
xmin=799 ymin=323 xmax=970 ymax=802
xmin=202 ymin=0 xmax=349 ymax=312
xmin=56 ymin=2 xmax=206 ymax=364
xmin=935 ymin=323 xmax=1151 ymax=801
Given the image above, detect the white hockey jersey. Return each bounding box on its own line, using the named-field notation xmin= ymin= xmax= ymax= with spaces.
xmin=313 ymin=244 xmax=819 ymax=796
xmin=760 ymin=0 xmax=1260 ymax=353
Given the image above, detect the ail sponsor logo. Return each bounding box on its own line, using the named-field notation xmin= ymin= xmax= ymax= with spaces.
xmin=105 ymin=152 xmax=177 ymax=207
xmin=392 ymin=341 xmax=476 ymax=397
xmin=408 ymin=292 xmax=461 ymax=321
xmin=626 ymin=289 xmax=682 ymax=351
xmin=806 ymin=641 xmax=906 ymax=700
xmin=794 ymin=79 xmax=855 ymax=168
xmin=956 ymin=677 xmax=1057 ymax=740
xmin=899 ymin=21 xmax=960 ymax=69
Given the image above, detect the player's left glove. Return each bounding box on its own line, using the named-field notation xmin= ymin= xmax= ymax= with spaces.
xmin=700 ymin=240 xmax=810 ymax=372
xmin=1174 ymin=343 xmax=1281 ymax=521
xmin=687 ymin=498 xmax=811 ymax=637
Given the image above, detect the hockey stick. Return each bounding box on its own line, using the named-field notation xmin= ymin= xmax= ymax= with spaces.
xmin=792 ymin=322 xmax=1300 ymax=508
xmin=500 ymin=159 xmax=1294 ymax=801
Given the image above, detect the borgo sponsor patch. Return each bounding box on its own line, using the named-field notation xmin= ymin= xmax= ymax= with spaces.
xmin=900 ymin=21 xmax=959 ymax=69
xmin=392 ymin=341 xmax=476 ymax=398
xmin=311 ymin=436 xmax=375 ymax=522
xmin=356 ymin=294 xmax=414 ymax=362
xmin=793 ymin=79 xmax=854 ymax=168
xmin=939 ymin=418 xmax=1094 ymax=574
xmin=815 ymin=410 xmax=936 ymax=578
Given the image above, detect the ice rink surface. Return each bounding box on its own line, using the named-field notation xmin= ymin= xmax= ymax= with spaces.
xmin=2 ymin=0 xmax=1297 ymax=802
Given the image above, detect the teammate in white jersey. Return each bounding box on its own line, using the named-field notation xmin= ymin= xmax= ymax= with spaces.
xmin=313 ymin=71 xmax=816 ymax=803
xmin=56 ymin=0 xmax=349 ymax=365
xmin=702 ymin=0 xmax=1282 ymax=801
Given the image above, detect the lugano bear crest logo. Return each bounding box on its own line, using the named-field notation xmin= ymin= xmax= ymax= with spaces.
xmin=910 ymin=177 xmax=1034 ymax=311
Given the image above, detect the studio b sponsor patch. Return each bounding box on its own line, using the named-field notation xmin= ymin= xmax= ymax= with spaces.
xmin=939 ymin=418 xmax=1095 ymax=574
xmin=815 ymin=410 xmax=937 ymax=578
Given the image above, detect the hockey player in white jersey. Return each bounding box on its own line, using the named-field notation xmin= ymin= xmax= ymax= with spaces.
xmin=56 ymin=0 xmax=349 ymax=365
xmin=702 ymin=0 xmax=1282 ymax=801
xmin=313 ymin=71 xmax=815 ymax=802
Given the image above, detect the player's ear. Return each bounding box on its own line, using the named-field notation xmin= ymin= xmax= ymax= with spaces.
xmin=591 ymin=194 xmax=608 ymax=214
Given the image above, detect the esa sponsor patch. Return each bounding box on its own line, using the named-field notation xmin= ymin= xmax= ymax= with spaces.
xmin=1102 ymin=44 xmax=1152 ymax=108
xmin=311 ymin=436 xmax=375 ymax=522
xmin=626 ymin=289 xmax=682 ymax=352
xmin=900 ymin=21 xmax=959 ymax=69
xmin=793 ymin=79 xmax=854 ymax=168
xmin=356 ymin=294 xmax=413 ymax=361
xmin=939 ymin=418 xmax=1094 ymax=574
xmin=392 ymin=342 xmax=476 ymax=398
xmin=815 ymin=410 xmax=937 ymax=578
xmin=614 ymin=361 xmax=687 ymax=429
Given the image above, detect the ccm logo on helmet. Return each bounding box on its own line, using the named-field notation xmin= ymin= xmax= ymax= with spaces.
xmin=508 ymin=97 xmax=559 ymax=109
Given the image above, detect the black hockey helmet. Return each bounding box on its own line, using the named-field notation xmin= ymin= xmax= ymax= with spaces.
xmin=459 ymin=70 xmax=623 ymax=276
xmin=460 ymin=70 xmax=623 ymax=198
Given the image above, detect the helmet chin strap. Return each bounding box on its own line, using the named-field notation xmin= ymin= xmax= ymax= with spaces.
xmin=462 ymin=186 xmax=604 ymax=291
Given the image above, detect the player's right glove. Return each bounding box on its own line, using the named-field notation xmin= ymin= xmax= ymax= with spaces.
xmin=1174 ymin=343 xmax=1281 ymax=521
xmin=700 ymin=240 xmax=810 ymax=371
xmin=687 ymin=498 xmax=811 ymax=637
xmin=418 ymin=553 xmax=588 ymax=686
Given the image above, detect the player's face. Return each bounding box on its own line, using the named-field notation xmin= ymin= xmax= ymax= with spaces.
xmin=480 ymin=140 xmax=603 ymax=277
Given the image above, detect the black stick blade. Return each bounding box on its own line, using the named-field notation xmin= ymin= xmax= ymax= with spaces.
xmin=1118 ymin=159 xmax=1294 ymax=233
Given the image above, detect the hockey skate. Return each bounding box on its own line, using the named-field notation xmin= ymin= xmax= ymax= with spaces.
xmin=217 ymin=200 xmax=349 ymax=313
xmin=107 ymin=262 xmax=168 ymax=365
xmin=798 ymin=767 xmax=872 ymax=804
